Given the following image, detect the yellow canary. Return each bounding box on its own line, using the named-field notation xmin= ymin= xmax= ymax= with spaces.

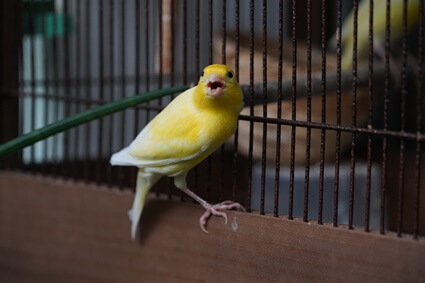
xmin=111 ymin=64 xmax=245 ymax=239
xmin=338 ymin=0 xmax=420 ymax=69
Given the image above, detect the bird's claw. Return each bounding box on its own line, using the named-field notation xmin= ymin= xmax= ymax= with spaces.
xmin=199 ymin=201 xmax=246 ymax=233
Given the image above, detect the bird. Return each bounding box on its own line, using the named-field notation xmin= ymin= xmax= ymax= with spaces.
xmin=110 ymin=64 xmax=245 ymax=239
xmin=336 ymin=0 xmax=420 ymax=70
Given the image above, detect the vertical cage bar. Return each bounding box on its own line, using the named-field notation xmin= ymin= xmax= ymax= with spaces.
xmin=107 ymin=0 xmax=115 ymax=186
xmin=158 ymin=0 xmax=163 ymax=90
xmin=84 ymin=0 xmax=92 ymax=182
xmin=170 ymin=0 xmax=175 ymax=88
xmin=397 ymin=0 xmax=409 ymax=237
xmin=155 ymin=0 xmax=163 ymax=195
xmin=74 ymin=0 xmax=82 ymax=180
xmin=134 ymin=0 xmax=141 ymax=134
xmin=181 ymin=0 xmax=187 ymax=202
xmin=195 ymin=0 xmax=200 ymax=75
xmin=51 ymin=4 xmax=59 ymax=175
xmin=0 ymin=0 xmax=21 ymax=170
xmin=206 ymin=0 xmax=213 ymax=201
xmin=97 ymin=0 xmax=104 ymax=184
xmin=134 ymin=0 xmax=141 ymax=190
xmin=145 ymin=0 xmax=152 ymax=192
xmin=193 ymin=0 xmax=200 ymax=193
xmin=304 ymin=0 xmax=312 ymax=223
xmin=41 ymin=0 xmax=49 ymax=175
xmin=145 ymin=0 xmax=150 ymax=131
xmin=318 ymin=0 xmax=327 ymax=225
xmin=274 ymin=0 xmax=284 ymax=218
xmin=232 ymin=0 xmax=240 ymax=202
xmin=333 ymin=0 xmax=342 ymax=227
xmin=17 ymin=0 xmax=24 ymax=170
xmin=119 ymin=0 xmax=127 ymax=189
xmin=380 ymin=0 xmax=391 ymax=235
xmin=365 ymin=0 xmax=374 ymax=232
xmin=289 ymin=0 xmax=297 ymax=220
xmin=30 ymin=0 xmax=36 ymax=170
xmin=219 ymin=0 xmax=226 ymax=202
xmin=221 ymin=0 xmax=226 ymax=65
xmin=349 ymin=0 xmax=359 ymax=230
xmin=42 ymin=0 xmax=49 ymax=176
xmin=208 ymin=0 xmax=213 ymax=65
xmin=17 ymin=0 xmax=23 ymax=169
xmin=260 ymin=0 xmax=268 ymax=216
xmin=64 ymin=0 xmax=71 ymax=179
xmin=52 ymin=2 xmax=60 ymax=176
xmin=247 ymin=0 xmax=255 ymax=213
xmin=168 ymin=0 xmax=175 ymax=90
xmin=414 ymin=0 xmax=424 ymax=239
xmin=168 ymin=0 xmax=175 ymax=199
xmin=183 ymin=0 xmax=187 ymax=85
xmin=234 ymin=0 xmax=240 ymax=80
xmin=146 ymin=0 xmax=150 ymax=90
xmin=66 ymin=0 xmax=74 ymax=177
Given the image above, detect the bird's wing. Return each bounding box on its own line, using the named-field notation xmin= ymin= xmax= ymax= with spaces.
xmin=110 ymin=145 xmax=204 ymax=167
xmin=126 ymin=89 xmax=210 ymax=167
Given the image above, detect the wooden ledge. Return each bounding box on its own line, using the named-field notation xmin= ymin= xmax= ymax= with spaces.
xmin=1 ymin=171 xmax=424 ymax=282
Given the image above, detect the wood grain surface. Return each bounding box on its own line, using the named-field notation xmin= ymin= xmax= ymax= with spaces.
xmin=0 ymin=171 xmax=424 ymax=282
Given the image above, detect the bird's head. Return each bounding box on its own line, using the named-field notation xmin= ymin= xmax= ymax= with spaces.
xmin=195 ymin=64 xmax=243 ymax=112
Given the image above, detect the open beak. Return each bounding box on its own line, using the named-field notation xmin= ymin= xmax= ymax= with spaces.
xmin=206 ymin=73 xmax=226 ymax=97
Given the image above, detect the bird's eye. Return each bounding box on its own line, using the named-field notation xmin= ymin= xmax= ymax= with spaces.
xmin=227 ymin=71 xmax=234 ymax=78
xmin=201 ymin=71 xmax=204 ymax=77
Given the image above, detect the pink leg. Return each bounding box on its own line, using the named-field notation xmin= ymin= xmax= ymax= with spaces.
xmin=180 ymin=187 xmax=246 ymax=233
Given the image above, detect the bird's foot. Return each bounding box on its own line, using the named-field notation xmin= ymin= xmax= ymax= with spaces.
xmin=199 ymin=201 xmax=246 ymax=233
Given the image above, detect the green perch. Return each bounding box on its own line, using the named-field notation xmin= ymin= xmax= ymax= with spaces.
xmin=0 ymin=86 xmax=188 ymax=159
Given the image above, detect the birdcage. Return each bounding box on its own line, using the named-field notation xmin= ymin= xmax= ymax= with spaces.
xmin=0 ymin=0 xmax=424 ymax=281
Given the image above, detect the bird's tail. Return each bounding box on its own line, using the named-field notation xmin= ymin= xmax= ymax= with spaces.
xmin=129 ymin=169 xmax=160 ymax=239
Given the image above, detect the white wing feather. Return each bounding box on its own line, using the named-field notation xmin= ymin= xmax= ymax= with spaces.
xmin=110 ymin=146 xmax=205 ymax=167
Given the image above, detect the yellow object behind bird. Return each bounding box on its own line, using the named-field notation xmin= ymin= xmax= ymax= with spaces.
xmin=340 ymin=0 xmax=420 ymax=69
xmin=110 ymin=64 xmax=245 ymax=239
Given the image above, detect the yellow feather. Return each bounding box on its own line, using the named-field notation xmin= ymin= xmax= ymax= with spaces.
xmin=340 ymin=0 xmax=420 ymax=69
xmin=127 ymin=65 xmax=243 ymax=176
xmin=110 ymin=64 xmax=244 ymax=238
